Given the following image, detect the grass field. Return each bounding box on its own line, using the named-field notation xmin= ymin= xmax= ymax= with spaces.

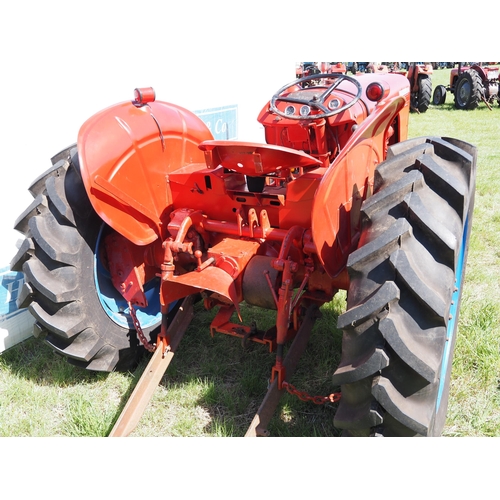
xmin=409 ymin=67 xmax=500 ymax=437
xmin=1 ymin=68 xmax=499 ymax=437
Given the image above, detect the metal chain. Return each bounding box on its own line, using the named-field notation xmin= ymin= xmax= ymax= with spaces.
xmin=128 ymin=301 xmax=156 ymax=352
xmin=282 ymin=381 xmax=341 ymax=405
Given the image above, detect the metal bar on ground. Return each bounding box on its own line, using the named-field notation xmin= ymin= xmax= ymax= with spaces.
xmin=109 ymin=295 xmax=195 ymax=437
xmin=245 ymin=304 xmax=320 ymax=437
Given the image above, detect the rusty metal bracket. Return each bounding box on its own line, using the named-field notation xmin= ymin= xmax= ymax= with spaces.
xmin=245 ymin=303 xmax=321 ymax=437
xmin=108 ymin=295 xmax=195 ymax=437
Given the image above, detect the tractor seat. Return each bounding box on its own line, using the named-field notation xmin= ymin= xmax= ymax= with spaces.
xmin=199 ymin=140 xmax=322 ymax=176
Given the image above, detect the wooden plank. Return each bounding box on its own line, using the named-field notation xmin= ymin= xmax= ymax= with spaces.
xmin=109 ymin=296 xmax=194 ymax=437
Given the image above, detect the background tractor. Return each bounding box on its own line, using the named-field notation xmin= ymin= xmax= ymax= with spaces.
xmin=398 ymin=62 xmax=433 ymax=113
xmin=295 ymin=62 xmax=347 ymax=87
xmin=351 ymin=62 xmax=433 ymax=113
xmin=432 ymin=62 xmax=500 ymax=109
xmin=11 ymin=71 xmax=476 ymax=437
xmin=408 ymin=62 xmax=433 ymax=112
xmin=319 ymin=62 xmax=347 ymax=74
xmin=295 ymin=62 xmax=321 ymax=86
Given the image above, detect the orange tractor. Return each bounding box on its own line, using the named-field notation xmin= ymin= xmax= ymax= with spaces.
xmin=402 ymin=62 xmax=433 ymax=113
xmin=356 ymin=62 xmax=433 ymax=113
xmin=11 ymin=72 xmax=476 ymax=437
xmin=433 ymin=62 xmax=500 ymax=109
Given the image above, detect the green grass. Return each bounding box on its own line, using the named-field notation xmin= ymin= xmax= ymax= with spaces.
xmin=1 ymin=68 xmax=499 ymax=437
xmin=0 ymin=296 xmax=345 ymax=437
xmin=408 ymin=67 xmax=500 ymax=436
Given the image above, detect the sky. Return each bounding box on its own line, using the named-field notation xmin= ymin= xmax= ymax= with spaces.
xmin=0 ymin=1 xmax=486 ymax=266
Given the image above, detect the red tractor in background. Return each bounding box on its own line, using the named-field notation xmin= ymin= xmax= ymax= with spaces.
xmin=11 ymin=71 xmax=476 ymax=437
xmin=433 ymin=62 xmax=500 ymax=109
xmin=356 ymin=62 xmax=433 ymax=113
xmin=296 ymin=63 xmax=346 ymax=86
xmin=295 ymin=62 xmax=321 ymax=85
xmin=400 ymin=62 xmax=433 ymax=113
xmin=319 ymin=62 xmax=347 ymax=74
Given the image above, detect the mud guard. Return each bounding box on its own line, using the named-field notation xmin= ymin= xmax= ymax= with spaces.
xmin=77 ymin=99 xmax=213 ymax=245
xmin=311 ymin=96 xmax=409 ymax=281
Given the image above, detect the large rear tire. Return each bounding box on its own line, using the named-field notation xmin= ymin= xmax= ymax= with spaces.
xmin=11 ymin=146 xmax=164 ymax=372
xmin=411 ymin=75 xmax=432 ymax=112
xmin=454 ymin=69 xmax=482 ymax=110
xmin=332 ymin=137 xmax=476 ymax=436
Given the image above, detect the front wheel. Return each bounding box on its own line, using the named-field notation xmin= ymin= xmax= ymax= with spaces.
xmin=432 ymin=84 xmax=447 ymax=105
xmin=332 ymin=137 xmax=476 ymax=436
xmin=11 ymin=146 xmax=166 ymax=372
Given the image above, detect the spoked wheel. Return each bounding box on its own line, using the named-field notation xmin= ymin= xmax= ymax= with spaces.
xmin=332 ymin=137 xmax=477 ymax=436
xmin=11 ymin=146 xmax=166 ymax=372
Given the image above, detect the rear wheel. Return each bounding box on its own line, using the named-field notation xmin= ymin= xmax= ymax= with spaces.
xmin=454 ymin=69 xmax=482 ymax=109
xmin=11 ymin=146 xmax=164 ymax=372
xmin=333 ymin=137 xmax=476 ymax=436
xmin=411 ymin=75 xmax=432 ymax=112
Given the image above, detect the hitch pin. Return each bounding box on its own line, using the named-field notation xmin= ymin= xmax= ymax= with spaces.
xmin=195 ymin=250 xmax=214 ymax=271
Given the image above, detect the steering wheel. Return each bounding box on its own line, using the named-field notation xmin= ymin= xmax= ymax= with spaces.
xmin=270 ymin=73 xmax=362 ymax=120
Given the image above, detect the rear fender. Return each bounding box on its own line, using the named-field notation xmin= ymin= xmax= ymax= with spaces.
xmin=311 ymin=90 xmax=410 ymax=283
xmin=78 ymin=99 xmax=213 ymax=245
xmin=469 ymin=64 xmax=486 ymax=81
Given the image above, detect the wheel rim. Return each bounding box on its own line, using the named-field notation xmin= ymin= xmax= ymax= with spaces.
xmin=93 ymin=224 xmax=162 ymax=330
xmin=457 ymin=80 xmax=471 ymax=106
xmin=436 ymin=214 xmax=469 ymax=411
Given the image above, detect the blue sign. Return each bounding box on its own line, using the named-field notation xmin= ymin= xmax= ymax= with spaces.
xmin=195 ymin=105 xmax=238 ymax=140
xmin=0 ymin=266 xmax=24 ymax=318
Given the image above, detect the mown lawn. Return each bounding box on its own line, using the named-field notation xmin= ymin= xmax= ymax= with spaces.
xmin=408 ymin=67 xmax=500 ymax=436
xmin=1 ymin=67 xmax=498 ymax=437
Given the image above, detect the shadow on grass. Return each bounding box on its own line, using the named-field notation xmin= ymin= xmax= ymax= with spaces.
xmin=118 ymin=300 xmax=346 ymax=437
xmin=0 ymin=335 xmax=108 ymax=387
xmin=2 ymin=299 xmax=345 ymax=437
